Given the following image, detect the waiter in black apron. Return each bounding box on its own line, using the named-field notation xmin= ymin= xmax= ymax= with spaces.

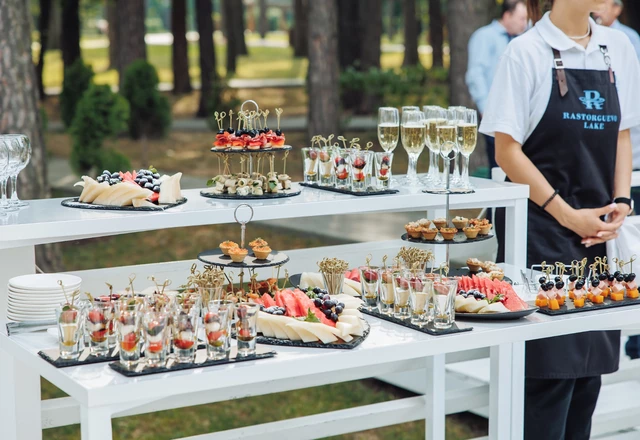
xmin=479 ymin=0 xmax=640 ymax=438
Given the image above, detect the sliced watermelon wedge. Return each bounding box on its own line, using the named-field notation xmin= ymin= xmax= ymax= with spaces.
xmin=274 ymin=291 xmax=285 ymax=308
xmin=262 ymin=293 xmax=276 ymax=308
xmin=291 ymin=289 xmax=336 ymax=327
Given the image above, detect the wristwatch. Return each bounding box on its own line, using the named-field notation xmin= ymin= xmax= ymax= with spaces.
xmin=614 ymin=197 xmax=634 ymax=214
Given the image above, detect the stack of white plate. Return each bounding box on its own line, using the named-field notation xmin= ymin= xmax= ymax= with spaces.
xmin=7 ymin=274 xmax=82 ymax=322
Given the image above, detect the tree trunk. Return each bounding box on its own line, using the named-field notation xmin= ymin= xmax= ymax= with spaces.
xmin=258 ymin=0 xmax=268 ymax=38
xmin=403 ymin=0 xmax=419 ymax=66
xmin=307 ymin=0 xmax=340 ymax=139
xmin=223 ymin=0 xmax=237 ymax=74
xmin=37 ymin=0 xmax=52 ymax=99
xmin=428 ymin=0 xmax=444 ymax=68
xmin=196 ymin=0 xmax=216 ymax=117
xmin=116 ymin=0 xmax=147 ymax=90
xmin=623 ymin=1 xmax=640 ymax=32
xmin=61 ymin=0 xmax=81 ymax=68
xmin=0 ymin=0 xmax=62 ymax=271
xmin=359 ymin=0 xmax=383 ymax=113
xmin=233 ymin=0 xmax=248 ymax=55
xmin=172 ymin=0 xmax=192 ymax=94
xmin=48 ymin=0 xmax=61 ymax=50
xmin=337 ymin=0 xmax=361 ymax=70
xmin=106 ymin=0 xmax=118 ymax=69
xmin=292 ymin=0 xmax=308 ymax=57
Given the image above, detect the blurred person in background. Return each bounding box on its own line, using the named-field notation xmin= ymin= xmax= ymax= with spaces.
xmin=466 ymin=0 xmax=528 ymax=171
xmin=594 ymin=0 xmax=640 ymax=361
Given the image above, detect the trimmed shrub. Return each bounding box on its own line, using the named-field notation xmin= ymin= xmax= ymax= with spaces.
xmin=121 ymin=60 xmax=172 ymax=139
xmin=60 ymin=60 xmax=94 ymax=129
xmin=70 ymin=84 xmax=130 ymax=175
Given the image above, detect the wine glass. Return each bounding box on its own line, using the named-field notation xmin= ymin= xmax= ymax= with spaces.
xmin=377 ymin=107 xmax=399 ymax=153
xmin=423 ymin=106 xmax=447 ymax=188
xmin=436 ymin=110 xmax=458 ymax=190
xmin=458 ymin=109 xmax=478 ymax=190
xmin=5 ymin=134 xmax=31 ymax=207
xmin=448 ymin=106 xmax=466 ymax=186
xmin=0 ymin=137 xmax=19 ymax=212
xmin=401 ymin=110 xmax=425 ymax=186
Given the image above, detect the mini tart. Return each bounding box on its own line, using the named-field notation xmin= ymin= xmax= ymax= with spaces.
xmin=478 ymin=223 xmax=493 ymax=235
xmin=220 ymin=241 xmax=238 ymax=256
xmin=249 ymin=238 xmax=269 ymax=248
xmin=417 ymin=218 xmax=431 ymax=228
xmin=439 ymin=227 xmax=457 ymax=241
xmin=489 ymin=270 xmax=504 ymax=281
xmin=405 ymin=224 xmax=422 ymax=239
xmin=463 ymin=226 xmax=480 ymax=239
xmin=253 ymin=246 xmax=271 ymax=260
xmin=421 ymin=228 xmax=438 ymax=241
xmin=452 ymin=217 xmax=469 ymax=230
xmin=466 ymin=258 xmax=483 ymax=273
xmin=228 ymin=247 xmax=248 ymax=263
xmin=432 ymin=218 xmax=448 ymax=229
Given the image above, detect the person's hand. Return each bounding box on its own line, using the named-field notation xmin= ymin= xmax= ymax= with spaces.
xmin=560 ymin=203 xmax=624 ymax=243
xmin=607 ymin=202 xmax=632 ymax=226
xmin=579 ymin=203 xmax=630 ymax=247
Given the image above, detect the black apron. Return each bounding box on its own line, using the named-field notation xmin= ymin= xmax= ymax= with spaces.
xmin=521 ymin=46 xmax=622 ymax=379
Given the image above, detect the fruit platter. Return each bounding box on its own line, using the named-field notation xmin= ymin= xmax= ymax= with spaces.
xmin=455 ymin=275 xmax=536 ymax=320
xmin=62 ymin=167 xmax=185 ymax=211
xmin=532 ymin=258 xmax=640 ymax=316
xmin=402 ymin=217 xmax=493 ymax=244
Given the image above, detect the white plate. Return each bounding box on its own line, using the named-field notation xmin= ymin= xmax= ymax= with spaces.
xmin=7 ymin=312 xmax=55 ymax=321
xmin=8 ymin=293 xmax=66 ymax=302
xmin=8 ymin=299 xmax=63 ymax=308
xmin=9 ymin=274 xmax=82 ymax=291
xmin=7 ymin=284 xmax=80 ymax=295
xmin=7 ymin=304 xmax=56 ymax=314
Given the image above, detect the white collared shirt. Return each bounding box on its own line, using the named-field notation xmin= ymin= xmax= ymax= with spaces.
xmin=479 ymin=12 xmax=640 ymax=145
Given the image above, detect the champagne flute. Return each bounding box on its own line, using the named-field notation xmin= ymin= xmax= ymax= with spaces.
xmin=458 ymin=109 xmax=478 ymax=190
xmin=401 ymin=110 xmax=425 ymax=186
xmin=423 ymin=106 xmax=447 ymax=187
xmin=436 ymin=110 xmax=458 ymax=190
xmin=449 ymin=106 xmax=466 ymax=186
xmin=377 ymin=107 xmax=399 ymax=153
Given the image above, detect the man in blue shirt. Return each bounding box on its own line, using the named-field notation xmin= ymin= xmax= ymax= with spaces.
xmin=465 ymin=0 xmax=528 ymax=170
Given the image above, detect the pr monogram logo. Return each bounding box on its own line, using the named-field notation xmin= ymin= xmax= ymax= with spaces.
xmin=579 ymin=90 xmax=606 ymax=110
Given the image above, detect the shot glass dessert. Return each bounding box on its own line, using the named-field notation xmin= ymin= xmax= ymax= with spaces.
xmin=56 ymin=304 xmax=83 ymax=360
xmin=433 ymin=278 xmax=458 ymax=329
xmin=333 ymin=148 xmax=351 ymax=189
xmin=375 ymin=152 xmax=393 ymax=189
xmin=302 ymin=147 xmax=319 ymax=183
xmin=393 ymin=271 xmax=411 ymax=319
xmin=173 ymin=306 xmax=200 ymax=363
xmin=409 ymin=275 xmax=432 ymax=327
xmin=236 ymin=303 xmax=260 ymax=357
xmin=204 ymin=300 xmax=232 ymax=361
xmin=378 ymin=268 xmax=396 ymax=315
xmin=86 ymin=300 xmax=114 ymax=356
xmin=350 ymin=150 xmax=371 ymax=192
xmin=115 ymin=299 xmax=142 ymax=369
xmin=319 ymin=147 xmax=334 ymax=186
xmin=142 ymin=310 xmax=169 ymax=368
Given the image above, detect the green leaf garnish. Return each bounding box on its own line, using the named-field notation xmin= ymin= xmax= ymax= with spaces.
xmin=207 ymin=179 xmax=215 ymax=187
xmin=303 ymin=308 xmax=320 ymax=323
xmin=489 ymin=294 xmax=504 ymax=304
xmin=148 ymin=165 xmax=158 ymax=174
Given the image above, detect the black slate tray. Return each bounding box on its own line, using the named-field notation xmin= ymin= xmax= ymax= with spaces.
xmin=198 ymin=249 xmax=290 ymax=269
xmin=402 ymin=232 xmax=493 ymax=245
xmin=532 ymin=296 xmax=640 ymax=316
xmin=445 ymin=268 xmax=513 ymax=285
xmin=210 ymin=145 xmax=292 ymax=153
xmin=455 ymin=307 xmax=538 ymax=321
xmin=61 ymin=197 xmax=188 ymax=212
xmin=109 ymin=346 xmax=276 ymax=377
xmin=423 ymin=188 xmax=475 ymax=195
xmin=38 ymin=343 xmax=206 ymax=368
xmin=299 ymin=182 xmax=399 ymax=197
xmin=200 ymin=188 xmax=301 ymax=200
xmin=360 ymin=308 xmax=472 ymax=336
xmin=248 ymin=320 xmax=371 ymax=350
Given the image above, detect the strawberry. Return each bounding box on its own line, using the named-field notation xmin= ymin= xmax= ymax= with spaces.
xmin=309 ymin=150 xmax=318 ymax=160
xmin=120 ymin=333 xmax=138 ymax=352
xmin=91 ymin=329 xmax=107 ymax=342
xmin=88 ymin=309 xmax=104 ymax=324
xmin=147 ymin=341 xmax=163 ymax=353
xmin=319 ymin=151 xmax=330 ymax=162
xmin=337 ymin=170 xmax=349 ymax=180
xmin=59 ymin=309 xmax=77 ymax=324
xmin=238 ymin=328 xmax=251 ymax=339
xmin=363 ymin=269 xmax=378 ymax=283
xmin=353 ymin=158 xmax=365 ymax=169
xmin=354 ymin=171 xmax=365 ymax=181
xmin=379 ymin=168 xmax=388 ymax=176
xmin=207 ymin=330 xmax=225 ymax=344
xmin=204 ymin=312 xmax=218 ymax=324
xmin=174 ymin=339 xmax=194 ymax=350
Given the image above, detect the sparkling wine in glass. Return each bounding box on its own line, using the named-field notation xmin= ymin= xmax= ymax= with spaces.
xmin=423 ymin=106 xmax=447 ymax=186
xmin=458 ymin=109 xmax=478 ymax=190
xmin=449 ymin=106 xmax=466 ymax=185
xmin=401 ymin=110 xmax=425 ymax=186
xmin=437 ymin=110 xmax=458 ymax=189
xmin=377 ymin=107 xmax=399 ymax=153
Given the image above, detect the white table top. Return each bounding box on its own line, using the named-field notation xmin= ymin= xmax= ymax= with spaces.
xmin=0 ymin=178 xmax=528 ymax=249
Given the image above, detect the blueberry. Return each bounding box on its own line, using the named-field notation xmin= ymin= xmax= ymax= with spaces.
xmin=235 ymin=130 xmax=242 ymax=137
xmin=217 ymin=129 xmax=225 ymax=135
xmin=459 ymin=290 xmax=466 ymax=296
xmin=275 ymin=310 xmax=284 ymax=315
xmin=300 ymin=287 xmax=308 ymax=293
xmin=556 ymin=281 xmax=565 ymax=289
xmin=330 ymin=313 xmax=339 ymax=322
xmin=144 ymin=182 xmax=154 ymax=189
xmin=313 ymin=287 xmax=321 ymax=294
xmin=569 ymin=274 xmax=578 ymax=282
xmin=321 ymin=290 xmax=328 ymax=295
xmin=616 ymin=274 xmax=624 ymax=282
xmin=110 ymin=172 xmax=120 ymax=178
xmin=598 ymin=273 xmax=607 ymax=281
xmin=338 ymin=302 xmax=345 ymax=308
xmin=554 ymin=276 xmax=562 ymax=283
xmin=97 ymin=175 xmax=104 ymax=183
xmin=138 ymin=169 xmax=148 ymax=175
xmin=323 ymin=309 xmax=332 ymax=317
xmin=335 ymin=305 xmax=343 ymax=314
xmin=314 ymin=298 xmax=322 ymax=307
xmin=575 ymin=281 xmax=585 ymax=290
xmin=538 ymin=276 xmax=546 ymax=285
xmin=275 ymin=129 xmax=282 ymax=136
xmin=545 ymin=281 xmax=554 ymax=290
xmin=614 ymin=271 xmax=621 ymax=277
xmin=227 ymin=127 xmax=234 ymax=134
xmin=608 ymin=275 xmax=615 ymax=282
xmin=153 ymin=186 xmax=160 ymax=193
xmin=323 ymin=302 xmax=332 ymax=310
xmin=629 ymin=273 xmax=637 ymax=282
xmin=323 ymin=295 xmax=331 ymax=301
xmin=109 ymin=179 xmax=119 ymax=185
xmin=139 ymin=177 xmax=148 ymax=184
xmin=249 ymin=129 xmax=258 ymax=137
xmin=264 ymin=126 xmax=270 ymax=132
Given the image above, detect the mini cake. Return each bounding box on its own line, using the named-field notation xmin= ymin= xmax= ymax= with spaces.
xmin=253 ymin=246 xmax=271 ymax=260
xmin=489 ymin=270 xmax=505 ymax=281
xmin=417 ymin=218 xmax=432 ymax=228
xmin=479 ymin=222 xmax=493 ymax=236
xmin=463 ymin=226 xmax=480 ymax=239
xmin=421 ymin=228 xmax=438 ymax=241
xmin=229 ymin=247 xmax=248 ymax=263
xmin=439 ymin=227 xmax=457 ymax=241
xmin=452 ymin=216 xmax=469 ymax=230
xmin=466 ymin=258 xmax=483 ymax=273
xmin=220 ymin=241 xmax=238 ymax=256
xmin=404 ymin=222 xmax=422 ymax=239
xmin=432 ymin=218 xmax=448 ymax=229
xmin=249 ymin=238 xmax=268 ymax=249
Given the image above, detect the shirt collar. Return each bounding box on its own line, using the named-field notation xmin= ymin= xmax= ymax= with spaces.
xmin=536 ymin=12 xmax=604 ymax=54
xmin=491 ymin=19 xmax=510 ymax=36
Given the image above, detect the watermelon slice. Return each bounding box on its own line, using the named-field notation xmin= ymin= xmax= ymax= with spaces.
xmin=251 ymin=295 xmax=264 ymax=306
xmin=262 ymin=293 xmax=276 ymax=308
xmin=274 ymin=291 xmax=285 ymax=308
xmin=280 ymin=290 xmax=303 ymax=317
xmin=291 ymin=289 xmax=336 ymax=327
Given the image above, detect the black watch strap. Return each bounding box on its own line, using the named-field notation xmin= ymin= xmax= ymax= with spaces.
xmin=614 ymin=197 xmax=634 ymax=213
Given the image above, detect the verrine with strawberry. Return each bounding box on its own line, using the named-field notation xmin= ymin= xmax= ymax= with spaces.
xmin=359 ymin=266 xmax=380 ymax=311
xmin=115 ymin=299 xmax=142 ymax=369
xmin=318 ymin=147 xmax=334 ymax=186
xmin=142 ymin=310 xmax=169 ymax=367
xmin=375 ymin=152 xmax=394 ymax=189
xmin=85 ymin=300 xmax=114 ymax=356
xmin=349 ymin=150 xmax=372 ymax=192
xmin=409 ymin=275 xmax=432 ymax=327
xmin=378 ymin=268 xmax=396 ymax=315
xmin=302 ymin=147 xmax=319 ymax=183
xmin=235 ymin=303 xmax=259 ymax=357
xmin=433 ymin=278 xmax=457 ymax=329
xmin=204 ymin=300 xmax=232 ymax=361
xmin=56 ymin=304 xmax=83 ymax=359
xmin=173 ymin=306 xmax=200 ymax=363
xmin=392 ymin=271 xmax=412 ymax=319
xmin=332 ymin=148 xmax=351 ymax=189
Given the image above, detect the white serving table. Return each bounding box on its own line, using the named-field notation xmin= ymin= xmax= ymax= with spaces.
xmin=0 ymin=178 xmax=534 ymax=440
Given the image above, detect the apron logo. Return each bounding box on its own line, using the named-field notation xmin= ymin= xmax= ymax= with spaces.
xmin=579 ymin=90 xmax=605 ymax=110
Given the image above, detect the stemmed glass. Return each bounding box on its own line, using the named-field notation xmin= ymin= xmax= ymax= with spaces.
xmin=458 ymin=109 xmax=478 ymax=190
xmin=6 ymin=135 xmax=31 ymax=207
xmin=423 ymin=106 xmax=447 ymax=188
xmin=377 ymin=108 xmax=399 ymax=153
xmin=0 ymin=138 xmax=18 ymax=213
xmin=401 ymin=110 xmax=425 ymax=186
xmin=449 ymin=106 xmax=466 ymax=186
